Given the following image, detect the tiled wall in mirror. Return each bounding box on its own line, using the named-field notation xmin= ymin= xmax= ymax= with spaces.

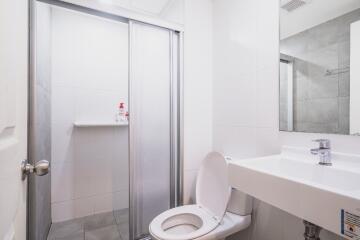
xmin=279 ymin=0 xmax=360 ymax=135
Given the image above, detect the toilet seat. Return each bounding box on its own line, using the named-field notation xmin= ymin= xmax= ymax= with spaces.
xmin=149 ymin=152 xmax=231 ymax=240
xmin=149 ymin=205 xmax=219 ymax=240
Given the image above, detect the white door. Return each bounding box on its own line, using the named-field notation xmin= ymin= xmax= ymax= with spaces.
xmin=0 ymin=0 xmax=29 ymax=239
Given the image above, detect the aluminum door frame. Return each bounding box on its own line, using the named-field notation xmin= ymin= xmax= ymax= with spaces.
xmin=28 ymin=2 xmax=184 ymax=240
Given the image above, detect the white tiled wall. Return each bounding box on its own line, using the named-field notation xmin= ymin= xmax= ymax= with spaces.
xmin=50 ymin=7 xmax=129 ymax=222
xmin=211 ymin=0 xmax=346 ymax=239
xmin=183 ymin=0 xmax=213 ymax=204
xmin=212 ymin=0 xmax=279 ymax=160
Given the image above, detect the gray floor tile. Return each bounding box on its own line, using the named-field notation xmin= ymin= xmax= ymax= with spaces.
xmin=85 ymin=225 xmax=122 ymax=240
xmin=50 ymin=232 xmax=84 ymax=240
xmin=117 ymin=222 xmax=129 ymax=240
xmin=48 ymin=219 xmax=84 ymax=239
xmin=113 ymin=209 xmax=129 ymax=240
xmin=114 ymin=209 xmax=129 ymax=225
xmin=48 ymin=211 xmax=130 ymax=240
xmin=84 ymin=212 xmax=116 ymax=231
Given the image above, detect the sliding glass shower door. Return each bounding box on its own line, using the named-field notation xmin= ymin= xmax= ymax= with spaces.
xmin=129 ymin=21 xmax=180 ymax=239
xmin=29 ymin=3 xmax=182 ymax=239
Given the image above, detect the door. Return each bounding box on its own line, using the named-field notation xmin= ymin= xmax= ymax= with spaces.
xmin=129 ymin=21 xmax=180 ymax=239
xmin=0 ymin=0 xmax=29 ymax=239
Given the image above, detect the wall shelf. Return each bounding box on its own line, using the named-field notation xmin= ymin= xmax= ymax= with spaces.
xmin=73 ymin=121 xmax=128 ymax=127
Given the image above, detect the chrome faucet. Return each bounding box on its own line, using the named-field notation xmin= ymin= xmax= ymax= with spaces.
xmin=310 ymin=139 xmax=332 ymax=166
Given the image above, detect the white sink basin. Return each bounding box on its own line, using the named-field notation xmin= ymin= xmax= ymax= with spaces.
xmin=228 ymin=147 xmax=360 ymax=239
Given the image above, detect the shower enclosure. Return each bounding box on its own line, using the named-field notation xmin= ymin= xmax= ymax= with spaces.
xmin=129 ymin=21 xmax=181 ymax=239
xmin=28 ymin=1 xmax=183 ymax=240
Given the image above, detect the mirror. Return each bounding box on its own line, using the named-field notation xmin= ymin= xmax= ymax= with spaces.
xmin=279 ymin=0 xmax=360 ymax=135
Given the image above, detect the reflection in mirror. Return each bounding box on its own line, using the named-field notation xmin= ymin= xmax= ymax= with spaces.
xmin=279 ymin=0 xmax=360 ymax=135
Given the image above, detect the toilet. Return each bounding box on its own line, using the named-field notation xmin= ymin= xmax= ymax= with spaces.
xmin=149 ymin=152 xmax=252 ymax=240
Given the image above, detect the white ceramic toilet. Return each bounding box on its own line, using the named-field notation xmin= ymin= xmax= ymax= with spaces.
xmin=149 ymin=152 xmax=253 ymax=240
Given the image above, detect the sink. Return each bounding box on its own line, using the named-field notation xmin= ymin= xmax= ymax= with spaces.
xmin=237 ymin=154 xmax=360 ymax=193
xmin=228 ymin=147 xmax=360 ymax=239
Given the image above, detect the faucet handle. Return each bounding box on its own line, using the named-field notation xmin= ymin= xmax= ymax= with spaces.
xmin=312 ymin=139 xmax=331 ymax=149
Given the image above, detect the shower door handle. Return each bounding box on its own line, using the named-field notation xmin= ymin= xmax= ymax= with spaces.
xmin=21 ymin=159 xmax=50 ymax=180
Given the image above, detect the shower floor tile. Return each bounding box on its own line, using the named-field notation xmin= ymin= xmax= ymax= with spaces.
xmin=85 ymin=225 xmax=120 ymax=240
xmin=47 ymin=209 xmax=129 ymax=240
xmin=48 ymin=218 xmax=84 ymax=239
xmin=114 ymin=209 xmax=129 ymax=240
xmin=84 ymin=212 xmax=116 ymax=231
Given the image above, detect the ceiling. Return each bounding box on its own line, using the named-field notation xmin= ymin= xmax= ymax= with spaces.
xmin=281 ymin=0 xmax=360 ymax=39
xmin=110 ymin=0 xmax=176 ymax=15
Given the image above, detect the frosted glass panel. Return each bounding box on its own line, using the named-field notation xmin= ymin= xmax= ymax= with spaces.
xmin=130 ymin=21 xmax=172 ymax=238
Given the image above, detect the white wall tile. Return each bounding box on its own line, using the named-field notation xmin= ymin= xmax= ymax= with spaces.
xmin=51 ymin=122 xmax=74 ymax=164
xmin=281 ymin=211 xmax=304 ymax=240
xmin=74 ymin=89 xmax=125 ymax=123
xmin=213 ymin=125 xmax=257 ymax=159
xmin=74 ymin=197 xmax=94 ymax=219
xmin=183 ymin=169 xmax=198 ymax=204
xmin=113 ymin=190 xmax=129 ymax=211
xmin=213 ymin=73 xmax=257 ymax=127
xmin=256 ymin=0 xmax=279 ymax=71
xmin=51 ymin=7 xmax=129 ymax=221
xmin=256 ymin=68 xmax=279 ymax=128
xmin=251 ymin=201 xmax=284 ymax=240
xmin=51 ymin=162 xmax=75 ymax=203
xmin=213 ymin=0 xmax=257 ymax=75
xmin=213 ymin=0 xmax=258 ymax=128
xmin=51 ymin=201 xmax=76 ymax=223
xmin=183 ymin=0 xmax=213 ymax=174
xmin=73 ymin=156 xmax=113 ymax=198
xmin=74 ymin=128 xmax=114 ymax=161
xmin=112 ymin=130 xmax=129 ymax=192
xmin=182 ymin=124 xmax=213 ymax=171
xmin=255 ymin=127 xmax=280 ymax=156
xmin=51 ymin=85 xmax=76 ymax=126
xmin=211 ymin=1 xmax=314 ymax=240
xmin=212 ymin=0 xmax=350 ymax=239
xmin=93 ymin=194 xmax=114 ymax=214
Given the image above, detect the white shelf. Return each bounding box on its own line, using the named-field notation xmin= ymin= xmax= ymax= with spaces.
xmin=73 ymin=121 xmax=128 ymax=127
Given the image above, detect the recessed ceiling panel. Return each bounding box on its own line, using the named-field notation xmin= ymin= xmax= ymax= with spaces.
xmin=131 ymin=0 xmax=171 ymax=14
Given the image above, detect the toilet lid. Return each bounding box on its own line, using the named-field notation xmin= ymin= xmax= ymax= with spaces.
xmin=196 ymin=152 xmax=231 ymax=221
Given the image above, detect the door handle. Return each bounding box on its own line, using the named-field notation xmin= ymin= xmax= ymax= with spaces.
xmin=21 ymin=159 xmax=50 ymax=180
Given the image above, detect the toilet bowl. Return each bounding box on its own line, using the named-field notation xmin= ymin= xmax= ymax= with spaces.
xmin=149 ymin=152 xmax=252 ymax=240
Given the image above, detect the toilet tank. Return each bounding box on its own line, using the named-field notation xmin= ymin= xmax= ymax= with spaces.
xmin=227 ymin=188 xmax=253 ymax=216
